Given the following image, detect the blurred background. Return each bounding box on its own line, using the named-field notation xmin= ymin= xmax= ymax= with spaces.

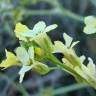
xmin=0 ymin=0 xmax=96 ymax=96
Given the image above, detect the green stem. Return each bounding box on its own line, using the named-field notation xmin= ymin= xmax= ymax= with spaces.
xmin=47 ymin=54 xmax=77 ymax=75
xmin=47 ymin=54 xmax=87 ymax=83
xmin=43 ymin=0 xmax=84 ymax=22
xmin=52 ymin=83 xmax=88 ymax=95
xmin=19 ymin=0 xmax=84 ymax=22
xmin=24 ymin=9 xmax=55 ymax=16
xmin=49 ymin=67 xmax=61 ymax=71
xmin=0 ymin=72 xmax=29 ymax=96
xmin=60 ymin=7 xmax=84 ymax=22
xmin=23 ymin=8 xmax=83 ymax=22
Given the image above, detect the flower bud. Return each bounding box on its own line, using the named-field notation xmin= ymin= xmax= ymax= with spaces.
xmin=32 ymin=61 xmax=50 ymax=75
xmin=35 ymin=47 xmax=45 ymax=57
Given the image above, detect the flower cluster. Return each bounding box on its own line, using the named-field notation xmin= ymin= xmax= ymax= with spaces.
xmin=53 ymin=33 xmax=96 ymax=88
xmin=0 ymin=21 xmax=57 ymax=83
xmin=0 ymin=20 xmax=96 ymax=89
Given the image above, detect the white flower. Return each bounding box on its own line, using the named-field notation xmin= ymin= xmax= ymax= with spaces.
xmin=14 ymin=21 xmax=58 ymax=41
xmin=83 ymin=16 xmax=96 ymax=34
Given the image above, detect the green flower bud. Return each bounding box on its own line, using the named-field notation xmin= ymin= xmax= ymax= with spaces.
xmin=32 ymin=61 xmax=50 ymax=75
xmin=35 ymin=47 xmax=45 ymax=57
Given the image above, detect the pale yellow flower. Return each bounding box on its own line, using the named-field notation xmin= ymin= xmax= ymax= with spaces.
xmin=83 ymin=16 xmax=96 ymax=34
xmin=14 ymin=23 xmax=30 ymax=41
xmin=14 ymin=22 xmax=57 ymax=42
xmin=0 ymin=50 xmax=18 ymax=69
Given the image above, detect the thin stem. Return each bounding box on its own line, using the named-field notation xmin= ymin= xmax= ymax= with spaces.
xmin=24 ymin=9 xmax=55 ymax=16
xmin=0 ymin=72 xmax=29 ymax=96
xmin=49 ymin=67 xmax=61 ymax=71
xmin=47 ymin=54 xmax=88 ymax=84
xmin=19 ymin=0 xmax=84 ymax=22
xmin=52 ymin=83 xmax=88 ymax=95
xmin=60 ymin=8 xmax=84 ymax=22
xmin=23 ymin=8 xmax=83 ymax=22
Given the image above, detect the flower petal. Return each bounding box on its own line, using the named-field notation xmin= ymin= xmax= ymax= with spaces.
xmin=63 ymin=33 xmax=73 ymax=47
xmin=44 ymin=24 xmax=58 ymax=33
xmin=80 ymin=55 xmax=86 ymax=64
xmin=28 ymin=46 xmax=34 ymax=62
xmin=21 ymin=21 xmax=46 ymax=38
xmin=14 ymin=23 xmax=30 ymax=41
xmin=53 ymin=41 xmax=67 ymax=53
xmin=32 ymin=21 xmax=46 ymax=34
xmin=15 ymin=47 xmax=30 ymax=65
xmin=19 ymin=65 xmax=32 ymax=83
xmin=0 ymin=50 xmax=18 ymax=69
xmin=87 ymin=57 xmax=96 ymax=75
xmin=84 ymin=16 xmax=96 ymax=27
xmin=71 ymin=41 xmax=80 ymax=48
xmin=83 ymin=26 xmax=96 ymax=34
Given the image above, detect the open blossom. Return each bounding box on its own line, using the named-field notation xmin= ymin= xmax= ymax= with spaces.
xmin=0 ymin=21 xmax=96 ymax=89
xmin=14 ymin=21 xmax=57 ymax=53
xmin=0 ymin=50 xmax=18 ymax=69
xmin=15 ymin=46 xmax=49 ymax=83
xmin=0 ymin=22 xmax=57 ymax=83
xmin=83 ymin=16 xmax=96 ymax=34
xmin=53 ymin=33 xmax=96 ymax=88
xmin=14 ymin=23 xmax=31 ymax=41
xmin=14 ymin=21 xmax=58 ymax=41
xmin=0 ymin=46 xmax=50 ymax=83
